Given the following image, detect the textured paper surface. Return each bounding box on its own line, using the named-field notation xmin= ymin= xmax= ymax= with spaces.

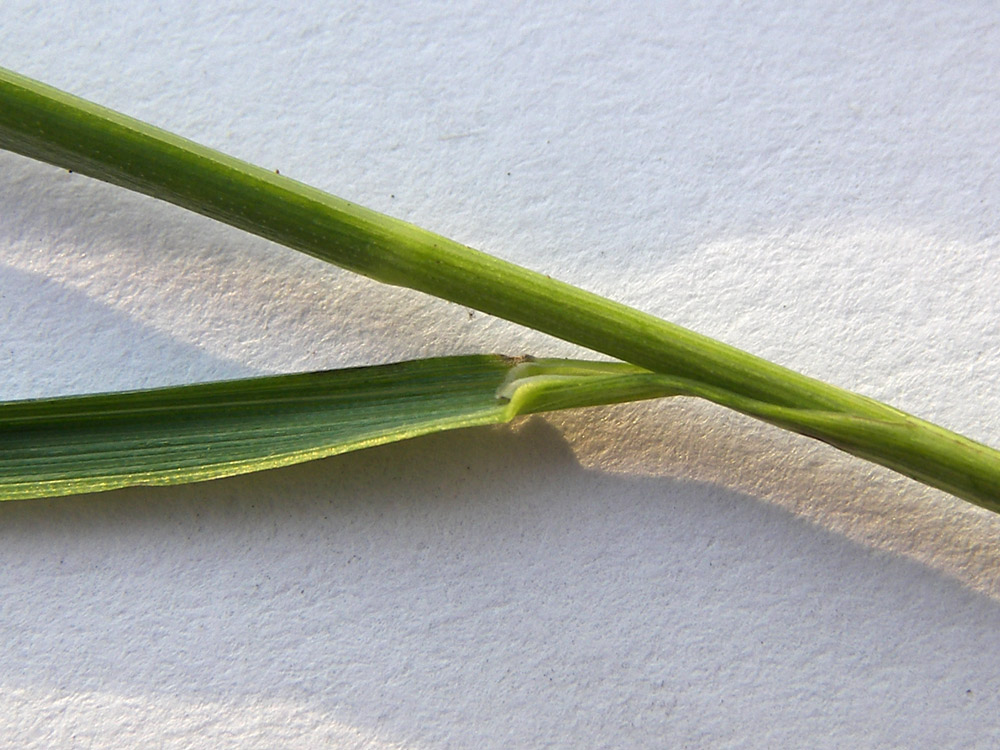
xmin=2 ymin=2 xmax=999 ymax=747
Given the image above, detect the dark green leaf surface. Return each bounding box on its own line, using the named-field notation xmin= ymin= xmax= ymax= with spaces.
xmin=0 ymin=356 xmax=675 ymax=501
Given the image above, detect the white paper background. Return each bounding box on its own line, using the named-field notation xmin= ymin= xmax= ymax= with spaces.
xmin=2 ymin=2 xmax=1000 ymax=747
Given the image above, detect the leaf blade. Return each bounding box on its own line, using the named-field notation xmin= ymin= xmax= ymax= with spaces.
xmin=0 ymin=355 xmax=674 ymax=501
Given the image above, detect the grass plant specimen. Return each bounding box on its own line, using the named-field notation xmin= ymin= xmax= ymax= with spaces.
xmin=1 ymin=67 xmax=998 ymax=510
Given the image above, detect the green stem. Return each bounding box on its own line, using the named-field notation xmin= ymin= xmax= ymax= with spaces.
xmin=1 ymin=67 xmax=998 ymax=509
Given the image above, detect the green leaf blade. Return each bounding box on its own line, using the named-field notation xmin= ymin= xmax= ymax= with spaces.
xmin=0 ymin=356 xmax=508 ymax=499
xmin=0 ymin=355 xmax=676 ymax=501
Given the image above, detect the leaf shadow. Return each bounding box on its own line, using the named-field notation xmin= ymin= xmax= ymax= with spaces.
xmin=1 ymin=412 xmax=999 ymax=747
xmin=0 ymin=263 xmax=252 ymax=399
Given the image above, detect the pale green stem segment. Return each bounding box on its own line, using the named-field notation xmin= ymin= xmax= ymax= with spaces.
xmin=1 ymin=67 xmax=998 ymax=509
xmin=0 ymin=356 xmax=675 ymax=500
